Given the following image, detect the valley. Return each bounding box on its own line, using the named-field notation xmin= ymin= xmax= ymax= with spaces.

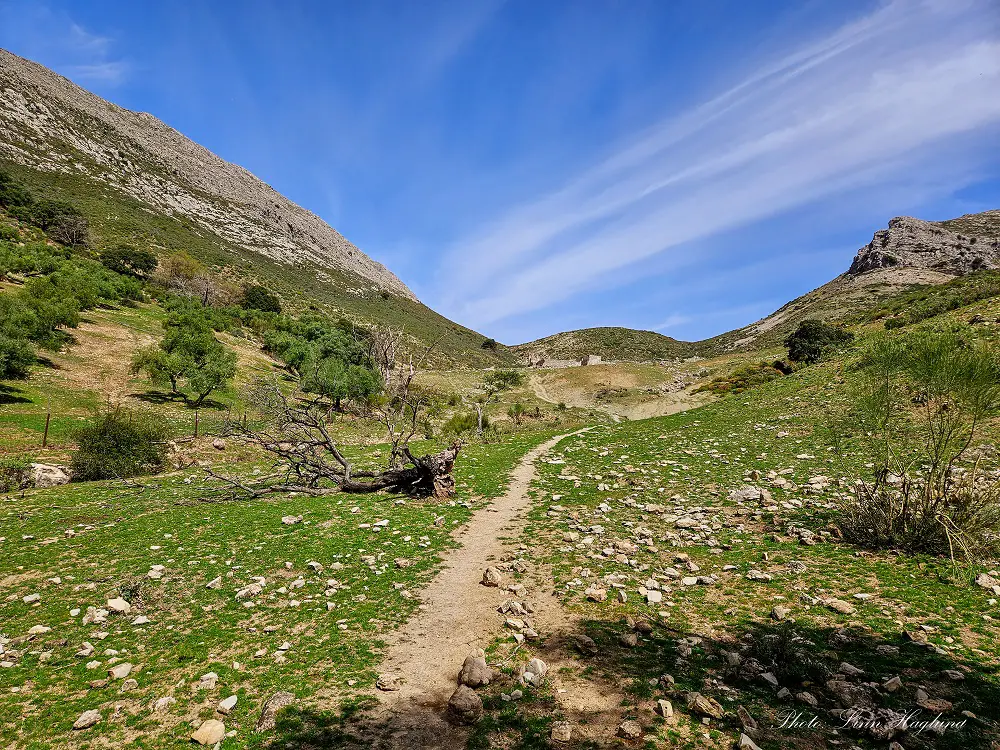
xmin=1 ymin=43 xmax=1000 ymax=750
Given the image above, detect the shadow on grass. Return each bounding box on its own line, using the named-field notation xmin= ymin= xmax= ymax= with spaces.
xmin=0 ymin=384 xmax=31 ymax=404
xmin=130 ymin=390 xmax=226 ymax=410
xmin=252 ymin=620 xmax=999 ymax=749
xmin=473 ymin=616 xmax=1000 ymax=750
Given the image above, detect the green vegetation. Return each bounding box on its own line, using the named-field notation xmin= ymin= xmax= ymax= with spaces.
xmin=241 ymin=283 xmax=282 ymax=314
xmin=865 ymin=269 xmax=1000 ymax=329
xmin=842 ymin=330 xmax=1000 ymax=557
xmin=514 ymin=326 xmax=695 ymax=362
xmin=695 ymin=360 xmax=787 ymax=395
xmin=784 ymin=318 xmax=854 ymax=363
xmin=71 ymin=407 xmax=168 ymax=481
xmin=131 ymin=309 xmax=238 ymax=406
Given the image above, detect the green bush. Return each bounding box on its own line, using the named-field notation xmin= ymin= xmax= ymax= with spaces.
xmin=241 ymin=284 xmax=282 ymax=313
xmin=0 ymin=456 xmax=32 ymax=492
xmin=841 ymin=331 xmax=1000 ymax=558
xmin=442 ymin=411 xmax=487 ymax=437
xmin=71 ymin=408 xmax=169 ymax=481
xmin=785 ymin=319 xmax=854 ymax=364
xmin=695 ymin=362 xmax=785 ymax=395
xmin=100 ymin=245 xmax=158 ymax=277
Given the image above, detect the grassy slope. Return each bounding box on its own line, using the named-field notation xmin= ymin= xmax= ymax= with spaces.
xmin=470 ymin=295 xmax=1000 ymax=749
xmin=0 ymin=430 xmax=559 ymax=748
xmin=1 ymin=160 xmax=515 ymax=369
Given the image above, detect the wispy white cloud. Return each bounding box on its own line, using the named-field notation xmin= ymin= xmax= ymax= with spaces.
xmin=0 ymin=3 xmax=129 ymax=86
xmin=436 ymin=0 xmax=1000 ymax=330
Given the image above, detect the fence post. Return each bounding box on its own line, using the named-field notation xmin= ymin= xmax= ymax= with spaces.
xmin=42 ymin=411 xmax=51 ymax=448
xmin=194 ymin=410 xmax=199 ymax=438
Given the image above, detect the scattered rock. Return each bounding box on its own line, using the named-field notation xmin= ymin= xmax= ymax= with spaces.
xmin=72 ymin=709 xmax=101 ymax=730
xmin=448 ymin=684 xmax=484 ymax=724
xmin=281 ymin=515 xmax=303 ymax=525
xmin=106 ymin=598 xmax=131 ymax=614
xmin=458 ymin=653 xmax=492 ymax=688
xmin=482 ymin=567 xmax=503 ymax=587
xmin=212 ymin=438 xmax=226 ymax=450
xmin=191 ymin=719 xmax=225 ymax=745
xmin=739 ymin=733 xmax=763 ymax=750
xmin=255 ymin=691 xmax=296 ymax=732
xmin=218 ymin=695 xmax=238 ymax=714
xmin=376 ymin=674 xmax=402 ymax=691
xmin=551 ymin=721 xmax=572 ymax=742
xmin=108 ymin=662 xmax=133 ymax=679
xmin=656 ymin=699 xmax=673 ymax=718
xmin=617 ymin=719 xmax=642 ymax=739
xmin=152 ymin=696 xmax=176 ymax=713
xmin=686 ymin=692 xmax=725 ymax=718
xmin=31 ymin=463 xmax=70 ymax=488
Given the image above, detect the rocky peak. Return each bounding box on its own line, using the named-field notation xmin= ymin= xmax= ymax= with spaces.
xmin=848 ymin=215 xmax=1000 ymax=277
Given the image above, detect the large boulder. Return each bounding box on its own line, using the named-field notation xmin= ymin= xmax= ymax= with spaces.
xmin=31 ymin=463 xmax=70 ymax=488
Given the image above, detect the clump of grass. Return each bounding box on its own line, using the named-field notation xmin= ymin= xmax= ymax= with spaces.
xmin=71 ymin=407 xmax=169 ymax=480
xmin=695 ymin=361 xmax=788 ymax=396
xmin=841 ymin=331 xmax=1000 ymax=558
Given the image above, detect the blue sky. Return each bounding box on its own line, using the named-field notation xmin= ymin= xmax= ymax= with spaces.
xmin=1 ymin=0 xmax=999 ymax=344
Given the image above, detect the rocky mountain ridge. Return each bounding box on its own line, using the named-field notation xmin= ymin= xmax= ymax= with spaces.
xmin=518 ymin=210 xmax=1000 ymax=360
xmin=0 ymin=48 xmax=415 ymax=300
xmin=848 ymin=214 xmax=1000 ymax=277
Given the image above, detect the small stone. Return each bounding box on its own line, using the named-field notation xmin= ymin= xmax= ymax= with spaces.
xmin=206 ymin=577 xmax=223 ymax=589
xmin=617 ymin=719 xmax=642 ymax=739
xmin=686 ymin=691 xmax=724 ymax=718
xmin=281 ymin=515 xmax=302 ymax=525
xmin=656 ymin=699 xmax=673 ymax=718
xmin=551 ymin=720 xmax=572 ymax=742
xmin=376 ymin=674 xmax=402 ymax=691
xmin=108 ymin=662 xmax=133 ymax=679
xmin=771 ymin=605 xmax=789 ymax=621
xmin=585 ymin=586 xmax=607 ymax=602
xmin=218 ymin=695 xmax=238 ymax=714
xmin=255 ymin=691 xmax=296 ymax=732
xmin=883 ymin=676 xmax=903 ymax=692
xmin=152 ymin=696 xmax=176 ymax=713
xmin=482 ymin=567 xmax=503 ymax=587
xmin=191 ymin=719 xmax=225 ymax=745
xmin=121 ymin=678 xmax=138 ymax=692
xmin=824 ymin=598 xmax=855 ymax=615
xmin=198 ymin=672 xmax=219 ymax=690
xmin=458 ymin=653 xmax=492 ymax=688
xmin=72 ymin=709 xmax=101 ymax=730
xmin=739 ymin=734 xmax=763 ymax=750
xmin=106 ymin=598 xmax=131 ymax=614
xmin=212 ymin=438 xmax=226 ymax=450
xmin=448 ymin=684 xmax=484 ymax=724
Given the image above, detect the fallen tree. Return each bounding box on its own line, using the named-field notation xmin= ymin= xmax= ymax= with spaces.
xmin=210 ymin=327 xmax=460 ymax=499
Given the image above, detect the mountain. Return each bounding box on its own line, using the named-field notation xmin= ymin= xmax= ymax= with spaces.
xmin=517 ymin=211 xmax=1000 ymax=360
xmin=511 ymin=327 xmax=696 ymax=364
xmin=0 ymin=48 xmax=510 ymax=366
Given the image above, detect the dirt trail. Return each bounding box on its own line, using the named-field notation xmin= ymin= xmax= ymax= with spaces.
xmin=359 ymin=429 xmax=590 ymax=749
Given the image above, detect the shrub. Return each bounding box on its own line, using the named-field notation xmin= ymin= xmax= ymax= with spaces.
xmin=840 ymin=331 xmax=1000 ymax=558
xmin=0 ymin=334 xmax=35 ymax=379
xmin=695 ymin=362 xmax=785 ymax=395
xmin=100 ymin=245 xmax=158 ymax=277
xmin=785 ymin=319 xmax=853 ymax=364
xmin=0 ymin=456 xmax=32 ymax=492
xmin=241 ymin=284 xmax=282 ymax=314
xmin=72 ymin=408 xmax=168 ymax=481
xmin=442 ymin=411 xmax=487 ymax=437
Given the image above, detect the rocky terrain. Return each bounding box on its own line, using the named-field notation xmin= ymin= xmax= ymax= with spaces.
xmin=519 ymin=210 xmax=1000 ymax=358
xmin=0 ymin=48 xmax=414 ymax=299
xmin=848 ymin=215 xmax=1000 ymax=276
